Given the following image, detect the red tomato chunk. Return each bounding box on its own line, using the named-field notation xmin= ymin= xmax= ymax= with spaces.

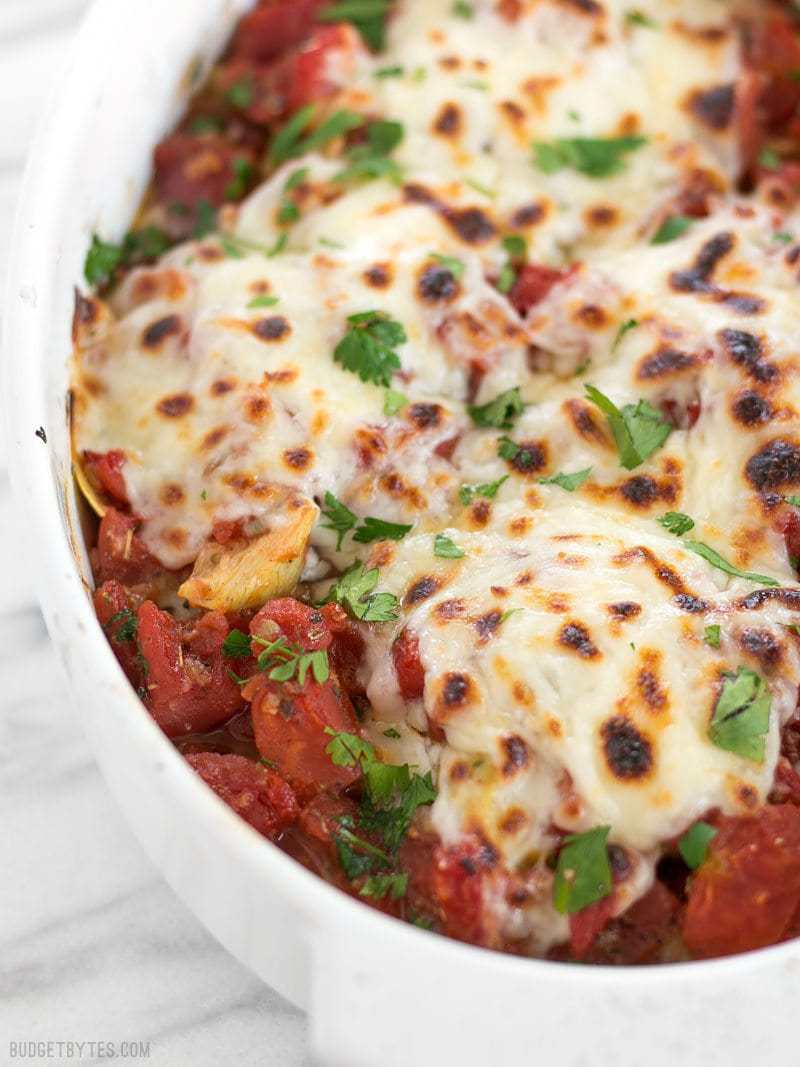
xmin=187 ymin=752 xmax=298 ymax=838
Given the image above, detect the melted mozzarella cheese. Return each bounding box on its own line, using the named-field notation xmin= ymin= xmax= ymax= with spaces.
xmin=72 ymin=0 xmax=800 ymax=950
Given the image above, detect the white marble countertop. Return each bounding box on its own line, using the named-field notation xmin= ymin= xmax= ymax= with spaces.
xmin=0 ymin=3 xmax=307 ymax=1062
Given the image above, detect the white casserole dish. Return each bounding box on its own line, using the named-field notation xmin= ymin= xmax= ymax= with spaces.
xmin=4 ymin=2 xmax=800 ymax=1063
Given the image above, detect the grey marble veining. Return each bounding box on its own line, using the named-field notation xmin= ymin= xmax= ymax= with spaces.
xmin=0 ymin=3 xmax=309 ymax=1063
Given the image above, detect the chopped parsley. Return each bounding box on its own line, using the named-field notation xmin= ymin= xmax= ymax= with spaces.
xmin=226 ymin=77 xmax=253 ymax=109
xmin=224 ymin=629 xmax=329 ymax=686
xmin=333 ymin=309 xmax=407 ymax=386
xmin=497 ymin=233 xmax=527 ymax=293
xmin=497 ymin=436 xmax=540 ymax=470
xmin=324 ymin=727 xmax=437 ymax=884
xmin=319 ymin=0 xmax=392 ymax=50
xmin=651 ymin=215 xmax=693 ymax=245
xmin=468 ymin=387 xmax=525 ymax=430
xmin=194 ymin=199 xmax=217 ymax=238
xmin=225 ymin=157 xmax=255 ymax=201
xmin=434 ymin=533 xmax=465 ymax=559
xmin=625 ymin=10 xmax=658 ymax=28
xmin=247 ymin=294 xmax=280 ymax=309
xmin=84 ymin=227 xmax=172 ymax=287
xmin=656 ymin=511 xmax=780 ymax=586
xmin=538 ymin=468 xmax=592 ymax=492
xmin=270 ymin=106 xmax=363 ymax=165
xmin=684 ymin=541 xmax=779 ymax=587
xmin=678 ymin=821 xmax=717 ymax=869
xmin=759 ymin=147 xmax=781 ymax=171
xmin=452 ymin=0 xmax=475 ymax=16
xmin=584 ymin=384 xmax=671 ymax=470
xmin=353 ymin=516 xmax=413 ymax=543
xmin=709 ymin=667 xmax=771 ymax=764
xmin=383 ymin=388 xmax=408 ymax=415
xmin=360 ymin=872 xmax=408 ymax=900
xmin=612 ymin=318 xmax=638 ymax=350
xmin=459 ymin=475 xmax=508 ymax=505
xmin=657 ymin=511 xmax=695 ymax=536
xmin=383 ymin=727 xmax=402 ymax=739
xmin=107 ymin=608 xmax=138 ymax=644
xmin=222 ymin=628 xmax=253 ymax=658
xmin=774 ymin=232 xmax=794 ymax=244
xmin=532 ymin=135 xmax=647 ymax=178
xmin=375 ymin=65 xmax=404 ymax=78
xmin=320 ymin=491 xmax=358 ymax=550
xmin=334 ymin=119 xmax=405 ymax=185
xmin=703 ymin=625 xmax=721 ymax=649
xmin=552 ymin=826 xmax=613 ymax=915
xmin=324 ymin=562 xmax=400 ymax=622
xmin=429 ymin=252 xmax=466 ymax=279
xmin=320 ymin=491 xmax=412 ymax=548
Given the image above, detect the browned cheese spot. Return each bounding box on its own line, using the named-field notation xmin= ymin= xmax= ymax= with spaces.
xmin=637 ymin=668 xmax=668 ymax=713
xmin=283 ymin=447 xmax=313 ymax=471
xmin=160 ymin=483 xmax=185 ymax=506
xmin=609 ymin=601 xmax=642 ymax=620
xmin=565 ymin=399 xmax=608 ymax=445
xmin=559 ymin=621 xmax=600 ymax=658
xmin=475 ymin=609 xmax=503 ymax=640
xmin=746 ymin=439 xmax=800 ymax=491
xmin=638 ymin=347 xmax=698 ymax=381
xmin=670 ymin=234 xmax=765 ymax=314
xmin=405 ymin=575 xmax=441 ymax=605
xmin=450 ymin=760 xmax=471 ymax=783
xmin=501 ymin=735 xmax=530 ymax=776
xmin=732 ymin=390 xmax=773 ymax=426
xmin=738 ymin=628 xmax=783 ymax=670
xmin=602 ymin=716 xmax=653 ymax=780
xmin=433 ymin=102 xmax=463 ymax=137
xmin=718 ymin=329 xmax=777 ymax=384
xmin=244 ymin=395 xmax=271 ymax=423
xmin=443 ymin=206 xmax=497 ymax=245
xmin=506 ymin=440 xmax=548 ymax=476
xmin=156 ymin=392 xmax=194 ymax=417
xmin=418 ymin=262 xmax=460 ymax=303
xmin=437 ymin=672 xmax=476 ymax=717
xmin=253 ymin=316 xmax=291 ymax=342
xmin=142 ymin=314 xmax=183 ymax=349
xmin=437 ymin=598 xmax=466 ymax=620
xmin=511 ymin=202 xmax=546 ymax=228
xmin=498 ymin=808 xmax=528 ymax=834
xmin=202 ymin=425 xmax=229 ymax=450
xmin=687 ymin=84 xmax=734 ymax=130
xmin=574 ymin=304 xmax=609 ymax=330
xmin=211 ymin=378 xmax=236 ymax=397
xmin=585 ymin=204 xmax=618 ymax=229
xmin=468 ymin=499 xmax=492 ymax=528
xmin=363 ymin=262 xmax=393 ymax=288
xmin=407 ymin=402 xmax=444 ymax=429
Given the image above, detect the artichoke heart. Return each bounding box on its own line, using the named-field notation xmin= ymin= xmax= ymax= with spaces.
xmin=178 ymin=491 xmax=318 ymax=612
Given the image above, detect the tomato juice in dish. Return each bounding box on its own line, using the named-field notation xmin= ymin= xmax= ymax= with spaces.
xmin=70 ymin=0 xmax=800 ymax=963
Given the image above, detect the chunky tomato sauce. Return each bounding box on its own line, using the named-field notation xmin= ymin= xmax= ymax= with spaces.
xmin=81 ymin=0 xmax=800 ymax=964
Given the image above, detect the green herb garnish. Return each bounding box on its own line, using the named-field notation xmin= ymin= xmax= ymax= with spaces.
xmin=532 ymin=136 xmax=647 ymax=178
xmin=709 ymin=667 xmax=771 ymax=763
xmin=333 ymin=309 xmax=407 ymax=386
xmin=678 ymin=821 xmax=717 ymax=869
xmin=539 ymin=468 xmax=592 ymax=492
xmin=553 ymin=826 xmax=613 ymax=915
xmin=434 ymin=534 xmax=465 ymax=559
xmin=468 ymin=387 xmax=525 ymax=430
xmin=584 ymin=384 xmax=671 ymax=470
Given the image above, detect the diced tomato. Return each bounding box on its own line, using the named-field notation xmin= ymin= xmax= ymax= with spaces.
xmin=779 ymin=507 xmax=800 ymax=569
xmin=93 ymin=579 xmax=145 ymax=689
xmin=659 ymin=396 xmax=702 ymax=431
xmin=137 ymin=600 xmax=247 ymax=737
xmin=186 ymin=752 xmax=299 ymax=838
xmin=683 ymin=804 xmax=800 ymax=959
xmin=509 ymin=263 xmax=574 ymax=316
xmin=323 ymin=605 xmax=366 ymax=697
xmin=153 ymin=133 xmax=258 ymax=211
xmin=434 ymin=434 xmax=461 ymax=463
xmin=228 ymin=0 xmax=323 ymax=63
xmin=243 ymin=669 xmax=360 ymax=797
xmin=83 ymin=449 xmax=128 ymax=507
xmin=428 ymin=839 xmax=501 ymax=947
xmin=250 ymin=597 xmax=333 ymax=650
xmin=392 ymin=629 xmax=425 ymax=700
xmin=210 ymin=58 xmax=287 ymax=128
xmin=283 ymin=24 xmax=355 ymax=110
xmin=771 ymin=756 xmax=800 ymax=806
xmin=93 ymin=507 xmax=165 ymax=586
xmin=583 ymin=882 xmax=680 ymax=965
xmin=569 ymin=895 xmax=616 ymax=960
